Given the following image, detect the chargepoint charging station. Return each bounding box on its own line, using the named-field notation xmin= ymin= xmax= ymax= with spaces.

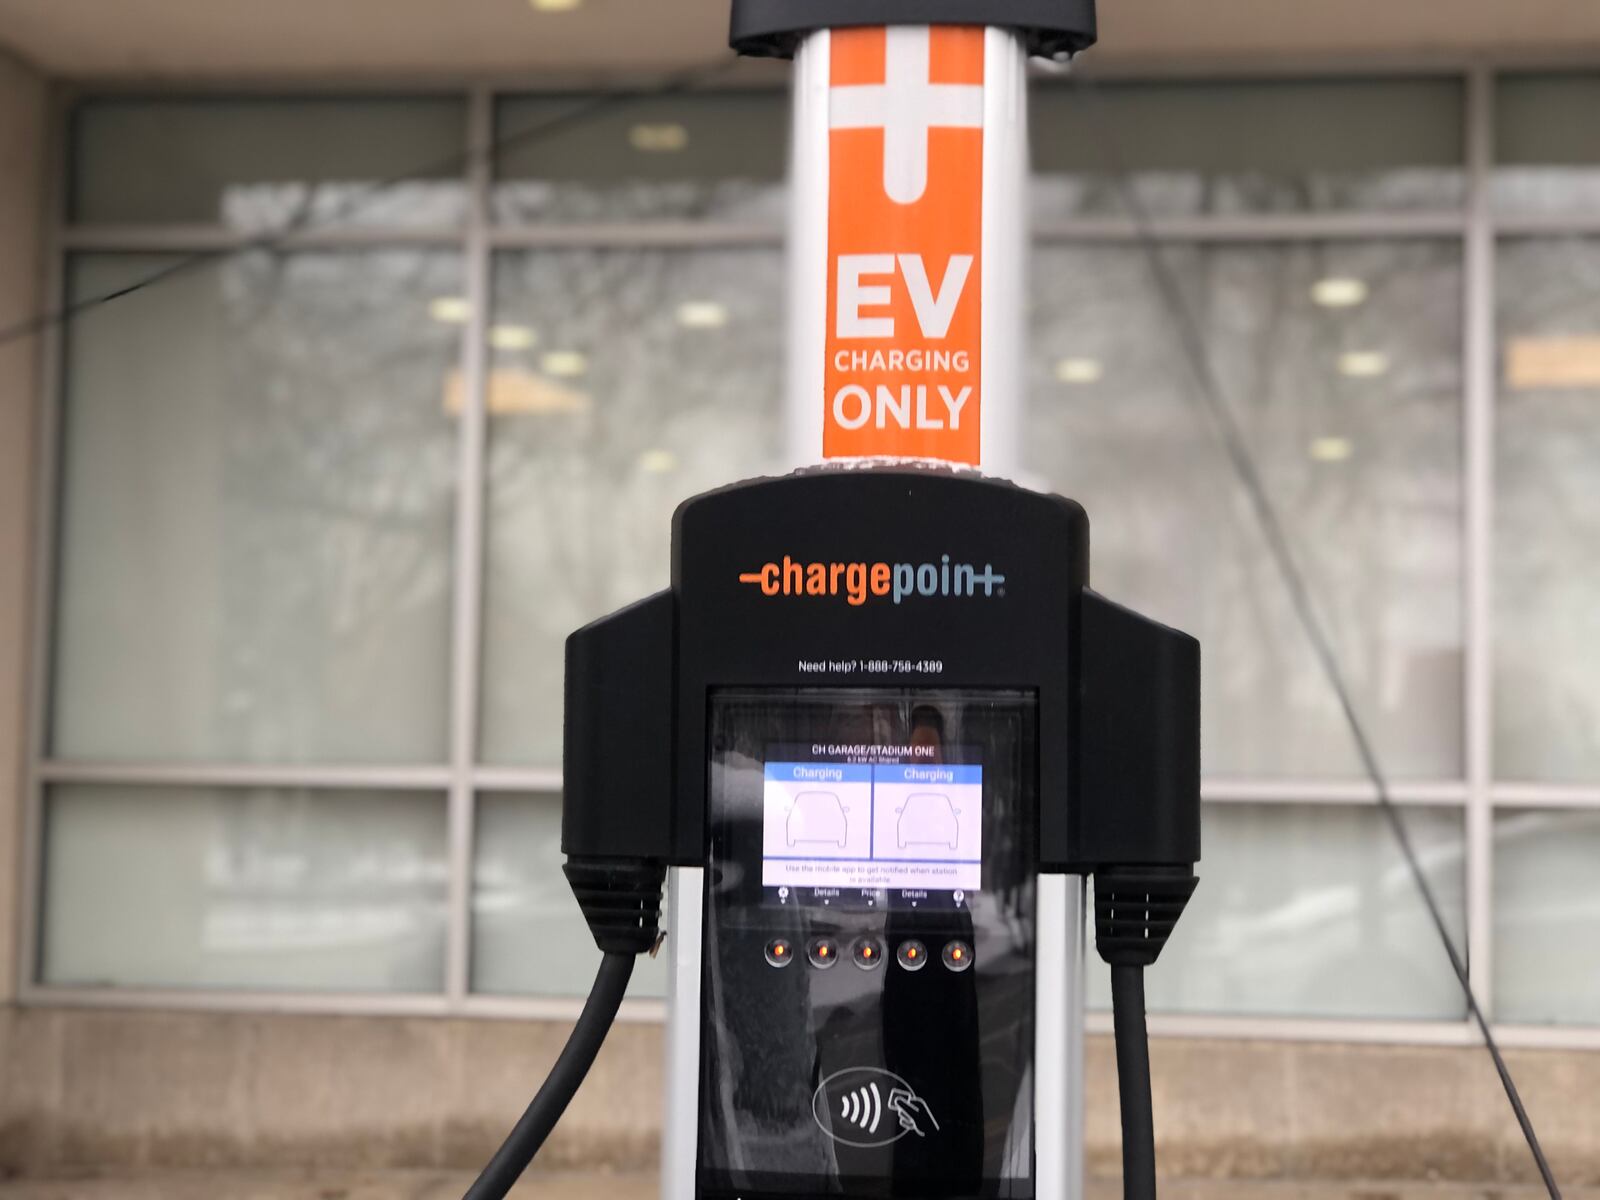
xmin=464 ymin=4 xmax=1202 ymax=1200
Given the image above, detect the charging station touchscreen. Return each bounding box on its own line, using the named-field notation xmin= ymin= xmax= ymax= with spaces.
xmin=761 ymin=754 xmax=982 ymax=904
xmin=702 ymin=690 xmax=1037 ymax=1200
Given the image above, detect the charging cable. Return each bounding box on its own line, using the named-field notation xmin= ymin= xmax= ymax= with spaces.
xmin=1094 ymin=865 xmax=1199 ymax=1200
xmin=462 ymin=860 xmax=665 ymax=1200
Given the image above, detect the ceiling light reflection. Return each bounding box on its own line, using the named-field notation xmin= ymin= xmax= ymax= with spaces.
xmin=541 ymin=350 xmax=588 ymax=378
xmin=1053 ymin=357 xmax=1103 ymax=384
xmin=428 ymin=296 xmax=472 ymax=324
xmin=1312 ymin=278 xmax=1369 ymax=308
xmin=489 ymin=324 xmax=538 ymax=351
xmin=630 ymin=123 xmax=689 ymax=153
xmin=677 ymin=301 xmax=729 ymax=329
xmin=1338 ymin=351 xmax=1390 ymax=378
xmin=1309 ymin=436 xmax=1354 ymax=463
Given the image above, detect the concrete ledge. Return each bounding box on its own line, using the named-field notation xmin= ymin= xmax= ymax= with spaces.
xmin=1 ymin=1006 xmax=1596 ymax=1187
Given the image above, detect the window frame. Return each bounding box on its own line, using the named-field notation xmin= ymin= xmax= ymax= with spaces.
xmin=19 ymin=63 xmax=1600 ymax=1050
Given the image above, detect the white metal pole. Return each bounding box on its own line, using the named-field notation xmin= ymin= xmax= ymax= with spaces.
xmin=780 ymin=23 xmax=1084 ymax=1200
xmin=660 ymin=867 xmax=705 ymax=1200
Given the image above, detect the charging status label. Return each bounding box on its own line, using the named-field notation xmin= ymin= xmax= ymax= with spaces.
xmin=761 ymin=759 xmax=982 ymax=893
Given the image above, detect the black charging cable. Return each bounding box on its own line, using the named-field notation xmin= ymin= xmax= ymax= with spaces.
xmin=1094 ymin=866 xmax=1199 ymax=1200
xmin=463 ymin=859 xmax=666 ymax=1200
xmin=463 ymin=951 xmax=636 ymax=1200
xmin=1109 ymin=964 xmax=1154 ymax=1200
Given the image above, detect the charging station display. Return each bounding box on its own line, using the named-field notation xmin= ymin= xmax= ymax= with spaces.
xmin=701 ymin=688 xmax=1037 ymax=1200
xmin=761 ymin=752 xmax=983 ymax=904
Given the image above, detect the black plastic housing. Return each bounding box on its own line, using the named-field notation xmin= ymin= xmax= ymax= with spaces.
xmin=563 ymin=859 xmax=668 ymax=955
xmin=729 ymin=0 xmax=1097 ymax=59
xmin=1093 ymin=866 xmax=1200 ymax=968
xmin=561 ymin=590 xmax=675 ymax=864
xmin=671 ymin=468 xmax=1087 ymax=868
xmin=558 ymin=468 xmax=1201 ymax=877
xmin=1073 ymin=590 xmax=1202 ymax=872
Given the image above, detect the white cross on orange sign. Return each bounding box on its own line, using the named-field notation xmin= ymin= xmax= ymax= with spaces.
xmin=829 ymin=27 xmax=984 ymax=205
xmin=823 ymin=25 xmax=986 ymax=464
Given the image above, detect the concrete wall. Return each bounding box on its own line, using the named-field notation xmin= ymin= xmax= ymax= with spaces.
xmin=1 ymin=1011 xmax=1596 ymax=1187
xmin=0 ymin=49 xmax=48 ymax=1006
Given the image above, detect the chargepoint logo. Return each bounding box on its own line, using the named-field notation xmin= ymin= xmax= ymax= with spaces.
xmin=738 ymin=555 xmax=1006 ymax=606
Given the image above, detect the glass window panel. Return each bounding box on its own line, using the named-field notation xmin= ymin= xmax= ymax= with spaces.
xmin=479 ymin=247 xmax=785 ymax=765
xmin=41 ymin=785 xmax=447 ymax=992
xmin=70 ymin=98 xmax=468 ymax=230
xmin=1494 ymin=238 xmax=1600 ymax=781
xmin=493 ymin=91 xmax=789 ymax=224
xmin=1494 ymin=809 xmax=1600 ymax=1025
xmin=1031 ymin=78 xmax=1465 ymax=220
xmin=1493 ymin=74 xmax=1600 ymax=214
xmin=52 ymin=251 xmax=459 ymax=764
xmin=471 ymin=793 xmax=666 ymax=998
xmin=1087 ymin=804 xmax=1468 ymax=1020
xmin=1029 ymin=241 xmax=1463 ymax=779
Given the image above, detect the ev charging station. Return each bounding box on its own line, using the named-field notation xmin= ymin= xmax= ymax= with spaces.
xmin=464 ymin=4 xmax=1203 ymax=1200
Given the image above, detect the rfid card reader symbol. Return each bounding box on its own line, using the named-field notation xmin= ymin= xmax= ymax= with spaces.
xmin=839 ymin=1081 xmax=884 ymax=1135
xmin=812 ymin=1067 xmax=939 ymax=1147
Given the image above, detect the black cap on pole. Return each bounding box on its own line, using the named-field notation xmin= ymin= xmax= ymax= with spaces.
xmin=729 ymin=0 xmax=1097 ymax=59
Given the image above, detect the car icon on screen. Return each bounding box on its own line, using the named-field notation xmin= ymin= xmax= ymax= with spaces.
xmin=896 ymin=793 xmax=960 ymax=851
xmin=787 ymin=791 xmax=849 ymax=848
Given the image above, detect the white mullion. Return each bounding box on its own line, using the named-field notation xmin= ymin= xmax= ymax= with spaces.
xmin=465 ymin=769 xmax=1472 ymax=805
xmin=489 ymin=221 xmax=785 ymax=250
xmin=1033 ymin=210 xmax=1468 ymax=244
xmin=28 ymin=981 xmax=1600 ymax=1050
xmin=1492 ymin=783 xmax=1600 ymax=809
xmin=470 ymin=765 xmax=564 ymax=793
xmin=461 ymin=993 xmax=668 ymax=1024
xmin=18 ymin=983 xmax=455 ymax=1017
xmin=16 ymin=87 xmax=72 ymax=1003
xmin=1089 ymin=1011 xmax=1480 ymax=1047
xmin=35 ymin=760 xmax=452 ymax=790
xmin=1494 ymin=210 xmax=1600 ymax=236
xmin=1462 ymin=64 xmax=1497 ymax=1024
xmin=57 ymin=224 xmax=466 ymax=252
xmin=1202 ymin=778 xmax=1468 ymax=806
xmin=1493 ymin=1024 xmax=1600 ymax=1051
xmin=444 ymin=86 xmax=495 ymax=1009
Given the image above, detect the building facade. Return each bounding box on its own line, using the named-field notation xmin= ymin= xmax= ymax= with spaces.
xmin=2 ymin=19 xmax=1600 ymax=1188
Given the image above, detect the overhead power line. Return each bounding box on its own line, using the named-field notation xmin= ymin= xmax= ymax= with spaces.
xmin=0 ymin=56 xmax=741 ymax=352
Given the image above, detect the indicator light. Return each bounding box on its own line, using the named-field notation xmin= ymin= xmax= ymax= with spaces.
xmin=851 ymin=937 xmax=885 ymax=970
xmin=764 ymin=938 xmax=794 ymax=968
xmin=896 ymin=940 xmax=928 ymax=972
xmin=807 ymin=937 xmax=839 ymax=969
xmin=942 ymin=940 xmax=973 ymax=973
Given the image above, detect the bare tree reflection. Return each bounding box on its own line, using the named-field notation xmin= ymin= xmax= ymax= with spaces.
xmin=479 ymin=247 xmax=786 ymax=764
xmin=1028 ymin=241 xmax=1464 ymax=780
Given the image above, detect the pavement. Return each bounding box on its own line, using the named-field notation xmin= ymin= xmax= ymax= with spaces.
xmin=0 ymin=1172 xmax=1592 ymax=1200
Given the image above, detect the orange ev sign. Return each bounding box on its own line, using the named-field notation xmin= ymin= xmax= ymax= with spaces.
xmin=823 ymin=26 xmax=985 ymax=464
